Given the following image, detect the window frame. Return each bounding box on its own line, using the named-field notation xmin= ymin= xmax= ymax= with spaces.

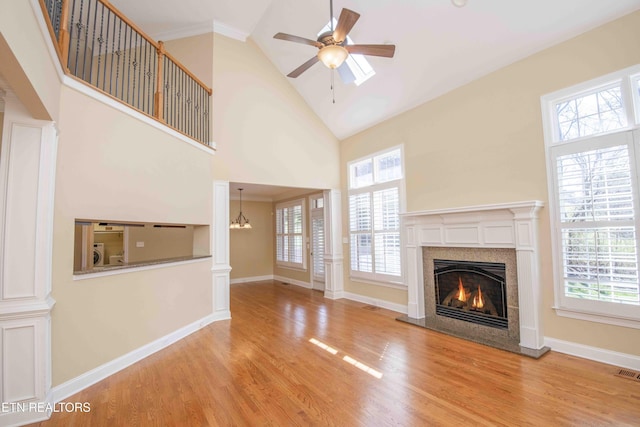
xmin=275 ymin=198 xmax=307 ymax=271
xmin=541 ymin=64 xmax=640 ymax=328
xmin=347 ymin=145 xmax=405 ymax=287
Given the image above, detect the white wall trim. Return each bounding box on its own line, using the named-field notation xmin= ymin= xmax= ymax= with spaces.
xmin=230 ymin=275 xmax=274 ymax=284
xmin=342 ymin=292 xmax=408 ymax=315
xmin=554 ymin=306 xmax=640 ymax=330
xmin=213 ymin=20 xmax=249 ymax=42
xmin=274 ymin=276 xmax=312 ymax=289
xmin=151 ymin=22 xmax=214 ymax=42
xmin=324 ymin=290 xmax=345 ymax=300
xmin=545 ymin=337 xmax=640 ymax=371
xmin=72 ymin=257 xmax=212 ymax=281
xmin=50 ymin=314 xmax=220 ymax=404
xmin=0 ymin=296 xmax=55 ymax=321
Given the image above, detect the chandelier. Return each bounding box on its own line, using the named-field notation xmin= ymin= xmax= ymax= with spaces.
xmin=230 ymin=188 xmax=252 ymax=229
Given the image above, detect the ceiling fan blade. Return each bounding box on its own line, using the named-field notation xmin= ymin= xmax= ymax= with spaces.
xmin=337 ymin=62 xmax=356 ymax=85
xmin=274 ymin=32 xmax=323 ymax=49
xmin=346 ymin=44 xmax=396 ymax=58
xmin=333 ymin=8 xmax=360 ymax=43
xmin=287 ymin=56 xmax=320 ymax=78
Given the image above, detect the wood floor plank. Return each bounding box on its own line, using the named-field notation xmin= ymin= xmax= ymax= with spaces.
xmin=26 ymin=280 xmax=640 ymax=426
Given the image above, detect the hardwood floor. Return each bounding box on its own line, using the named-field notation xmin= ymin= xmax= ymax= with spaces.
xmin=29 ymin=280 xmax=640 ymax=426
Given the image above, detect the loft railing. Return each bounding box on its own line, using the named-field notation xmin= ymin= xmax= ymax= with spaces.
xmin=39 ymin=0 xmax=212 ymax=146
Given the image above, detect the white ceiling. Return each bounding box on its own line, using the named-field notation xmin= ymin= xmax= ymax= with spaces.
xmin=111 ymin=0 xmax=640 ymax=141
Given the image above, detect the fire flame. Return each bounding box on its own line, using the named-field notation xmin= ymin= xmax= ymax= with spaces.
xmin=472 ymin=286 xmax=484 ymax=309
xmin=456 ymin=277 xmax=467 ymax=302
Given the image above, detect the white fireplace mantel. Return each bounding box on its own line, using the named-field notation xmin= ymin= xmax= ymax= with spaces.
xmin=401 ymin=200 xmax=545 ymax=350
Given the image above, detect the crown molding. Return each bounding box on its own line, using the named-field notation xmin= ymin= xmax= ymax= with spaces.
xmin=150 ymin=20 xmax=249 ymax=43
xmin=213 ymin=19 xmax=249 ymax=41
xmin=152 ymin=21 xmax=214 ymax=42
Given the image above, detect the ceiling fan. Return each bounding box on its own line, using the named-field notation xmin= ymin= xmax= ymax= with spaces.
xmin=273 ymin=0 xmax=396 ymax=81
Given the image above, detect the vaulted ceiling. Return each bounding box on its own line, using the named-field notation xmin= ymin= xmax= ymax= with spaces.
xmin=111 ymin=0 xmax=640 ymax=141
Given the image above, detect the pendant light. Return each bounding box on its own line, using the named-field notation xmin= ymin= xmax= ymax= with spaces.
xmin=230 ymin=188 xmax=252 ymax=229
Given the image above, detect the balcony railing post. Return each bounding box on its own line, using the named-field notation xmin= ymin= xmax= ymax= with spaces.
xmin=58 ymin=0 xmax=71 ymax=70
xmin=154 ymin=41 xmax=165 ymax=122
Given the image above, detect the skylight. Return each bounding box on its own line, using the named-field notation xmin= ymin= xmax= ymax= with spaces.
xmin=318 ymin=19 xmax=375 ymax=86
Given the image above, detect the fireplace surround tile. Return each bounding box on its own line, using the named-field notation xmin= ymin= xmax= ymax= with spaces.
xmin=423 ymin=247 xmax=520 ymax=349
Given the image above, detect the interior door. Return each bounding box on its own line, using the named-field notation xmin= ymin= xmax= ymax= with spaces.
xmin=310 ymin=196 xmax=325 ymax=290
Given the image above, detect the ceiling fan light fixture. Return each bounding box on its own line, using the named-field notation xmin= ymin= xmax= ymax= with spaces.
xmin=317 ymin=45 xmax=349 ymax=69
xmin=451 ymin=0 xmax=468 ymax=7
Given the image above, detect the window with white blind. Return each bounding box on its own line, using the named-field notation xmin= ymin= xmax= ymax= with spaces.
xmin=542 ymin=65 xmax=640 ymax=327
xmin=275 ymin=198 xmax=306 ymax=270
xmin=348 ymin=146 xmax=404 ymax=284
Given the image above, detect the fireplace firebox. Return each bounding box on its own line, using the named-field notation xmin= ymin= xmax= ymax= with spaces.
xmin=434 ymin=259 xmax=508 ymax=329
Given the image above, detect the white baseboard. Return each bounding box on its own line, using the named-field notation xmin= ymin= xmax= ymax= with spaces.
xmin=324 ymin=290 xmax=345 ymax=300
xmin=230 ymin=275 xmax=274 ymax=284
xmin=274 ymin=275 xmax=312 ymax=289
xmin=545 ymin=337 xmax=640 ymax=370
xmin=50 ymin=313 xmax=220 ymax=404
xmin=342 ymin=291 xmax=408 ymax=315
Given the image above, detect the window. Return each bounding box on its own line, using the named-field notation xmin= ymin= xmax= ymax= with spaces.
xmin=348 ymin=146 xmax=404 ymax=284
xmin=275 ymin=199 xmax=306 ymax=270
xmin=542 ymin=65 xmax=640 ymax=327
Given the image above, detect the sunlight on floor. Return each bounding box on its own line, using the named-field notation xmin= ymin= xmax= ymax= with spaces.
xmin=343 ymin=355 xmax=384 ymax=379
xmin=309 ymin=337 xmax=383 ymax=379
xmin=309 ymin=337 xmax=338 ymax=355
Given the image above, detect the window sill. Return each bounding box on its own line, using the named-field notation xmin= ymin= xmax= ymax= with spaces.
xmin=73 ymin=255 xmax=211 ymax=280
xmin=553 ymin=306 xmax=640 ymax=330
xmin=350 ymin=276 xmax=407 ymax=290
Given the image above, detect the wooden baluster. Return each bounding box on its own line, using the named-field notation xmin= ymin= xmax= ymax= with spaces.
xmin=58 ymin=0 xmax=71 ymax=70
xmin=154 ymin=41 xmax=165 ymax=122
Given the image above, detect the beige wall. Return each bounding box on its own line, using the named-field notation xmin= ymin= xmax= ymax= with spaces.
xmin=51 ymin=85 xmax=214 ymax=385
xmin=164 ymin=33 xmax=214 ymax=89
xmin=229 ymin=200 xmax=273 ymax=280
xmin=340 ymin=11 xmax=640 ymax=356
xmin=211 ymin=33 xmax=340 ymax=190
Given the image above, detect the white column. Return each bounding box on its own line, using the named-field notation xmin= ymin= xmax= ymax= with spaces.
xmin=0 ymin=93 xmax=57 ymax=426
xmin=323 ymin=189 xmax=344 ymax=300
xmin=511 ymin=203 xmax=544 ymax=350
xmin=403 ymin=218 xmax=424 ymax=318
xmin=211 ymin=181 xmax=231 ymax=320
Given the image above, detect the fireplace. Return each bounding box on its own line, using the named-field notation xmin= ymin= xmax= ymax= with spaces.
xmin=434 ymin=259 xmax=507 ymax=329
xmin=397 ymin=201 xmax=549 ymax=358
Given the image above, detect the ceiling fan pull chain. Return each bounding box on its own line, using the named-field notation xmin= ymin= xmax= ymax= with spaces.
xmin=331 ymin=69 xmax=336 ymax=104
